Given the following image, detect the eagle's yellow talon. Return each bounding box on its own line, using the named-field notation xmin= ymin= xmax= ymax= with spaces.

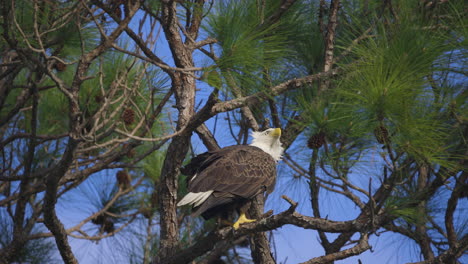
xmin=233 ymin=213 xmax=256 ymax=229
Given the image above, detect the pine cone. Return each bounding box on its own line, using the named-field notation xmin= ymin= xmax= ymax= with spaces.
xmin=53 ymin=61 xmax=67 ymax=72
xmin=94 ymin=95 xmax=104 ymax=103
xmin=121 ymin=108 xmax=135 ymax=125
xmin=103 ymin=218 xmax=115 ymax=233
xmin=114 ymin=7 xmax=122 ymax=18
xmin=374 ymin=125 xmax=390 ymax=144
xmin=126 ymin=148 xmax=136 ymax=158
xmin=91 ymin=214 xmax=105 ymax=225
xmin=116 ymin=170 xmax=131 ymax=188
xmin=307 ymin=132 xmax=326 ymax=149
xmin=121 ymin=143 xmax=136 ymax=158
xmin=141 ymin=207 xmax=152 ymax=219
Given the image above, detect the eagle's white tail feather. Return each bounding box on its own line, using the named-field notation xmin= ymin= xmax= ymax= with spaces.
xmin=177 ymin=190 xmax=214 ymax=207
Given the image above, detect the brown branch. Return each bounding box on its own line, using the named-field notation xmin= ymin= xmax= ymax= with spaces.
xmin=161 ymin=196 xmax=389 ymax=263
xmin=195 ymin=123 xmax=220 ymax=151
xmin=224 ymin=70 xmax=260 ymax=131
xmin=189 ymin=37 xmax=217 ymax=50
xmin=0 ymin=133 xmax=67 ymax=151
xmin=407 ymin=234 xmax=468 ymax=264
xmin=315 ymin=166 xmax=366 ymax=208
xmin=198 ymin=237 xmax=248 ymax=264
xmin=3 ymin=2 xmax=175 ymax=263
xmin=186 ymin=0 xmax=204 ymax=41
xmin=300 ymin=234 xmax=370 ymax=264
xmin=111 ymin=42 xmax=202 ymax=73
xmin=318 ymin=0 xmax=327 ymax=36
xmin=319 ymin=0 xmax=340 ymax=93
xmin=262 ymin=0 xmax=298 ymax=26
xmin=326 ymin=168 xmax=398 ymax=255
xmin=0 ymin=50 xmax=20 ymax=113
xmin=268 ymin=98 xmax=281 ymax=128
xmin=43 ymin=139 xmax=79 ymax=264
xmin=249 ymin=194 xmax=275 ymax=264
xmin=177 ymin=69 xmax=339 ymax=149
xmin=325 ymin=160 xmax=448 ymax=257
xmin=156 ymin=1 xmax=198 ymax=262
xmin=445 ymin=172 xmax=467 ymax=248
xmin=309 ymin=150 xmax=331 ymax=250
xmin=210 ymin=69 xmax=340 ymax=116
xmin=415 ymin=165 xmax=435 ymax=260
xmin=0 ymin=135 xmax=169 ymax=210
xmin=0 ymin=84 xmax=31 ymax=127
xmin=333 ymin=27 xmax=373 ymax=64
xmin=160 ymin=196 xmax=295 ymax=264
xmin=30 ymin=183 xmax=141 ymax=240
xmin=1 ymin=74 xmax=39 ymax=263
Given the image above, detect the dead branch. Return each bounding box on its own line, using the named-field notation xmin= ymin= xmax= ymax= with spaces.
xmin=300 ymin=234 xmax=370 ymax=264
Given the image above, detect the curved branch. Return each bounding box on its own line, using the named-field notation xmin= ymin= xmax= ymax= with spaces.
xmin=407 ymin=234 xmax=468 ymax=264
xmin=211 ymin=69 xmax=340 ymax=114
xmin=300 ymin=234 xmax=370 ymax=264
xmin=164 ymin=196 xmax=382 ymax=263
xmin=43 ymin=139 xmax=79 ymax=264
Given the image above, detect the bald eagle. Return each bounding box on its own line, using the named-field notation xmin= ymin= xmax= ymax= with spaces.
xmin=177 ymin=128 xmax=283 ymax=229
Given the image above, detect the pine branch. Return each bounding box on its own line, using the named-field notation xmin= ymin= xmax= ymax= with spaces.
xmin=445 ymin=172 xmax=467 ymax=248
xmin=156 ymin=1 xmax=199 ymax=261
xmin=43 ymin=139 xmax=79 ymax=264
xmin=210 ymin=69 xmax=340 ymax=116
xmin=319 ymin=0 xmax=340 ymax=93
xmin=160 ymin=196 xmax=393 ymax=263
xmin=249 ymin=194 xmax=275 ymax=264
xmin=300 ymin=234 xmax=370 ymax=264
xmin=195 ymin=124 xmax=220 ymax=151
xmin=262 ymin=0 xmax=298 ymax=26
xmin=407 ymin=234 xmax=468 ymax=264
xmin=224 ymin=70 xmax=260 ymax=131
xmin=309 ymin=149 xmax=331 ymax=250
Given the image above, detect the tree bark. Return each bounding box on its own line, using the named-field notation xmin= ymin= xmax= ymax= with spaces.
xmin=249 ymin=195 xmax=276 ymax=264
xmin=416 ymin=165 xmax=435 ymax=260
xmin=157 ymin=76 xmax=196 ymax=261
xmin=157 ymin=1 xmax=198 ymax=262
xmin=319 ymin=0 xmax=340 ymax=94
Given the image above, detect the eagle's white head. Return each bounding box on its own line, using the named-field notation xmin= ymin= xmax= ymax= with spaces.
xmin=250 ymin=128 xmax=284 ymax=162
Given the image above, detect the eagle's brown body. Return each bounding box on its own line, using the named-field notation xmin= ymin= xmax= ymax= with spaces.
xmin=181 ymin=145 xmax=277 ymax=220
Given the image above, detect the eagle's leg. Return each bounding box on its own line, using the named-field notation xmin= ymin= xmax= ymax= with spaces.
xmin=216 ymin=210 xmax=234 ymax=227
xmin=217 ymin=217 xmax=233 ymax=227
xmin=232 ymin=212 xmax=255 ymax=229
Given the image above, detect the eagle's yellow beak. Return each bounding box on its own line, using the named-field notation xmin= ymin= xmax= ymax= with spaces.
xmin=271 ymin=128 xmax=281 ymax=137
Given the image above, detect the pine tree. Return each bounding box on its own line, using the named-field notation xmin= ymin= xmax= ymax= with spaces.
xmin=0 ymin=1 xmax=466 ymax=263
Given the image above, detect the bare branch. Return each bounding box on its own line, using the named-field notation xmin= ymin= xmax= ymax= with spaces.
xmin=300 ymin=234 xmax=370 ymax=264
xmin=407 ymin=234 xmax=468 ymax=264
xmin=209 ymin=69 xmax=340 ymax=117
xmin=319 ymin=0 xmax=340 ymax=93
